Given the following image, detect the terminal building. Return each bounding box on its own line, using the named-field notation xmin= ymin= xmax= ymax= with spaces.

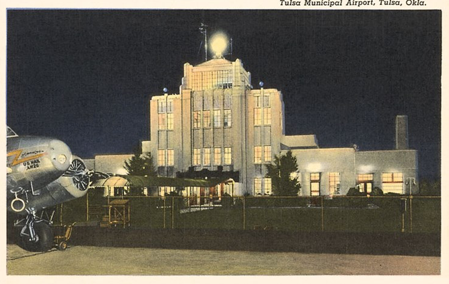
xmin=136 ymin=57 xmax=418 ymax=197
xmin=88 ymin=35 xmax=418 ymax=198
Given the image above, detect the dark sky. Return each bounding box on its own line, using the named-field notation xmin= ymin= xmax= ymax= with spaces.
xmin=6 ymin=10 xmax=441 ymax=179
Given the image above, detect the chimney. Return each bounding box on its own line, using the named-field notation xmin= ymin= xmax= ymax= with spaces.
xmin=395 ymin=115 xmax=409 ymax=150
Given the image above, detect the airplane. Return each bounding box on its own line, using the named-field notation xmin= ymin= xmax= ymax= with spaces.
xmin=6 ymin=126 xmax=91 ymax=252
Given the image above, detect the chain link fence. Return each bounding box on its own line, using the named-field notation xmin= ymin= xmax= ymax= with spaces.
xmin=56 ymin=189 xmax=440 ymax=234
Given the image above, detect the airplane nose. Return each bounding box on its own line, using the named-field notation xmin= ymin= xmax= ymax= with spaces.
xmin=49 ymin=139 xmax=72 ymax=172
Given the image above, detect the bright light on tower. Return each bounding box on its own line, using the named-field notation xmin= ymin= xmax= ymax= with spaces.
xmin=210 ymin=32 xmax=228 ymax=58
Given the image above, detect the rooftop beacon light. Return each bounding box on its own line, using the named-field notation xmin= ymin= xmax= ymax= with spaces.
xmin=210 ymin=32 xmax=228 ymax=59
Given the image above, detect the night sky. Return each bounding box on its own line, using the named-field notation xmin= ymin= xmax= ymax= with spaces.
xmin=6 ymin=10 xmax=441 ymax=179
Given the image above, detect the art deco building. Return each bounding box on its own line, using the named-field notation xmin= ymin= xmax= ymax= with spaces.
xmin=140 ymin=56 xmax=418 ymax=197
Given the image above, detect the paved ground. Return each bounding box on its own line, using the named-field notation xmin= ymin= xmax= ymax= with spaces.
xmin=6 ymin=244 xmax=440 ymax=275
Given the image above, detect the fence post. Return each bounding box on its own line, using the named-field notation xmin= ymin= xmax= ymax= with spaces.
xmin=243 ymin=196 xmax=246 ymax=230
xmin=163 ymin=197 xmax=166 ymax=229
xmin=86 ymin=192 xmax=89 ymax=222
xmin=409 ymin=196 xmax=413 ymax=233
xmin=321 ymin=196 xmax=324 ymax=232
xmin=171 ymin=196 xmax=175 ymax=229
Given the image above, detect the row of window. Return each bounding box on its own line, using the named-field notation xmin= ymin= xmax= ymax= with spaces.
xmin=157 ymin=99 xmax=174 ymax=113
xmin=254 ymin=95 xmax=271 ymax=108
xmin=191 ymin=70 xmax=234 ymax=92
xmin=193 ymin=147 xmax=232 ymax=166
xmin=256 ymin=172 xmax=405 ymax=196
xmin=254 ymin=146 xmax=272 ymax=163
xmin=158 ymin=113 xmax=174 ymax=130
xmin=157 ymin=149 xmax=174 ymax=166
xmin=254 ymin=108 xmax=271 ymax=126
xmin=193 ymin=110 xmax=232 ymax=128
xmin=254 ymin=178 xmax=272 ymax=195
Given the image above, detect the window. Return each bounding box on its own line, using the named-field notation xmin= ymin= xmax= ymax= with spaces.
xmin=224 ymin=110 xmax=232 ymax=127
xmin=264 ymin=146 xmax=271 ymax=162
xmin=158 ymin=100 xmax=166 ymax=113
xmin=357 ymin=174 xmax=374 ymax=194
xmin=254 ymin=178 xmax=262 ymax=195
xmin=310 ymin=173 xmax=321 ymax=196
xmin=167 ymin=149 xmax=174 ymax=166
xmin=167 ymin=113 xmax=173 ymax=130
xmin=193 ymin=111 xmax=201 ymax=128
xmin=158 ymin=113 xmax=166 ymax=130
xmin=158 ymin=149 xmax=166 ymax=166
xmin=254 ymin=109 xmax=262 ymax=126
xmin=224 ymin=147 xmax=232 ymax=165
xmin=203 ymin=148 xmax=211 ymax=165
xmin=254 ymin=146 xmax=262 ymax=164
xmin=203 ymin=111 xmax=211 ymax=128
xmin=382 ymin=172 xmax=403 ymax=194
xmin=255 ymin=96 xmax=261 ymax=108
xmin=264 ymin=178 xmax=272 ymax=195
xmin=167 ymin=100 xmax=173 ymax=113
xmin=329 ymin=172 xmax=340 ymax=195
xmin=263 ymin=108 xmax=271 ymax=125
xmin=214 ymin=148 xmax=221 ymax=165
xmin=213 ymin=110 xmax=221 ymax=128
xmin=263 ymin=95 xmax=270 ymax=107
xmin=193 ymin=149 xmax=201 ymax=166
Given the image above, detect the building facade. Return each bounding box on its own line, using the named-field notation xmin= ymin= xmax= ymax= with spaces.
xmin=140 ymin=57 xmax=419 ymax=196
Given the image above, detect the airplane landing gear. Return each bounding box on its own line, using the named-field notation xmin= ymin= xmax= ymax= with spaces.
xmin=17 ymin=212 xmax=54 ymax=252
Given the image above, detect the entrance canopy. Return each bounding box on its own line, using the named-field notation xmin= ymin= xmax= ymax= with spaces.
xmin=90 ymin=175 xmax=233 ymax=188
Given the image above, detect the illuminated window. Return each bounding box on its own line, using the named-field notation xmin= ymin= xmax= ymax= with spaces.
xmin=213 ymin=110 xmax=221 ymax=128
xmin=254 ymin=178 xmax=262 ymax=195
xmin=224 ymin=110 xmax=232 ymax=127
xmin=224 ymin=147 xmax=232 ymax=165
xmin=329 ymin=172 xmax=340 ymax=195
xmin=263 ymin=108 xmax=271 ymax=125
xmin=193 ymin=111 xmax=201 ymax=128
xmin=167 ymin=149 xmax=174 ymax=166
xmin=214 ymin=148 xmax=221 ymax=165
xmin=254 ymin=109 xmax=262 ymax=126
xmin=193 ymin=149 xmax=201 ymax=166
xmin=264 ymin=146 xmax=271 ymax=162
xmin=167 ymin=113 xmax=173 ymax=130
xmin=310 ymin=173 xmax=321 ymax=196
xmin=382 ymin=172 xmax=403 ymax=194
xmin=203 ymin=148 xmax=211 ymax=165
xmin=254 ymin=146 xmax=262 ymax=164
xmin=203 ymin=111 xmax=211 ymax=128
xmin=158 ymin=100 xmax=166 ymax=113
xmin=158 ymin=149 xmax=166 ymax=166
xmin=357 ymin=174 xmax=374 ymax=194
xmin=264 ymin=178 xmax=272 ymax=195
xmin=158 ymin=114 xmax=166 ymax=130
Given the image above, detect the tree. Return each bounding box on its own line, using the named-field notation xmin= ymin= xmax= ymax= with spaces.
xmin=265 ymin=150 xmax=301 ymax=196
xmin=123 ymin=145 xmax=157 ymax=177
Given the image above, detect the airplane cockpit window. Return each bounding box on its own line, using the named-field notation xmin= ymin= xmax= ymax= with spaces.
xmin=7 ymin=126 xmax=18 ymax=138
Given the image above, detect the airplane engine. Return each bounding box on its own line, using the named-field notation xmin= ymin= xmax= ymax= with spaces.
xmin=9 ymin=157 xmax=90 ymax=214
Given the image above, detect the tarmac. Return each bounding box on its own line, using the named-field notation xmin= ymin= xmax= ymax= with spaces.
xmin=6 ymin=244 xmax=441 ymax=275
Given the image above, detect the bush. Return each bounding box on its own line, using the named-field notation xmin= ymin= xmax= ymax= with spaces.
xmin=371 ymin=187 xmax=384 ymax=196
xmin=346 ymin=187 xmax=366 ymax=196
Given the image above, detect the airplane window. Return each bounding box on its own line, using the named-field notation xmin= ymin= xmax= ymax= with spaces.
xmin=7 ymin=126 xmax=18 ymax=137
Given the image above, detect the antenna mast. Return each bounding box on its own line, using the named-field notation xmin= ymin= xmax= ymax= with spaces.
xmin=199 ymin=23 xmax=208 ymax=61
